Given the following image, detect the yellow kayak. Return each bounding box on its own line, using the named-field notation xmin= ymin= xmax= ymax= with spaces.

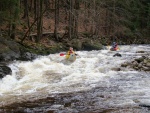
xmin=66 ymin=53 xmax=76 ymax=61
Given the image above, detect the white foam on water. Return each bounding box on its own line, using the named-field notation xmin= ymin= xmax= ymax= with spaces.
xmin=0 ymin=45 xmax=150 ymax=107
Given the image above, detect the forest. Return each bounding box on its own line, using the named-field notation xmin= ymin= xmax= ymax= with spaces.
xmin=0 ymin=1 xmax=150 ymax=112
xmin=0 ymin=0 xmax=150 ymax=49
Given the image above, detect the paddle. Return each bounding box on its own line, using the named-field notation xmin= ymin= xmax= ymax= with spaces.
xmin=60 ymin=53 xmax=66 ymax=56
xmin=60 ymin=53 xmax=80 ymax=57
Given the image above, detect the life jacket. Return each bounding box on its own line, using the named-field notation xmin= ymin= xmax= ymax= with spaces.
xmin=66 ymin=50 xmax=75 ymax=59
xmin=110 ymin=44 xmax=118 ymax=51
xmin=114 ymin=47 xmax=118 ymax=51
xmin=67 ymin=50 xmax=74 ymax=55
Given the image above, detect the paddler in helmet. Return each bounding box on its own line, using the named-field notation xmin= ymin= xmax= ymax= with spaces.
xmin=66 ymin=47 xmax=75 ymax=59
xmin=110 ymin=42 xmax=119 ymax=51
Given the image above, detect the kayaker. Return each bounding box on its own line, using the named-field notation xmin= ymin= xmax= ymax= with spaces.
xmin=110 ymin=42 xmax=118 ymax=51
xmin=66 ymin=47 xmax=78 ymax=59
xmin=67 ymin=47 xmax=75 ymax=55
xmin=66 ymin=47 xmax=74 ymax=59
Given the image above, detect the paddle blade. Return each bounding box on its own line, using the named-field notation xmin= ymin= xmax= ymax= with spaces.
xmin=60 ymin=53 xmax=65 ymax=56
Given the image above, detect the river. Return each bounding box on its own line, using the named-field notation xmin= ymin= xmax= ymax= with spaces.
xmin=0 ymin=45 xmax=150 ymax=113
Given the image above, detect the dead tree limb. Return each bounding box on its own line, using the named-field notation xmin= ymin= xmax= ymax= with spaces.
xmin=21 ymin=9 xmax=46 ymax=44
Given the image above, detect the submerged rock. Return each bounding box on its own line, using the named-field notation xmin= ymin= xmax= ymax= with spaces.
xmin=113 ymin=53 xmax=122 ymax=57
xmin=111 ymin=68 xmax=121 ymax=71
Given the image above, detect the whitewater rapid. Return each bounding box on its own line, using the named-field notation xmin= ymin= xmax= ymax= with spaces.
xmin=0 ymin=45 xmax=150 ymax=107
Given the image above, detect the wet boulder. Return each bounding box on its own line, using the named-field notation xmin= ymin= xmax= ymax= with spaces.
xmin=113 ymin=53 xmax=122 ymax=57
xmin=82 ymin=39 xmax=103 ymax=51
xmin=111 ymin=68 xmax=121 ymax=71
xmin=121 ymin=56 xmax=150 ymax=71
xmin=0 ymin=65 xmax=12 ymax=78
xmin=71 ymin=39 xmax=83 ymax=50
xmin=0 ymin=37 xmax=38 ymax=62
xmin=135 ymin=56 xmax=145 ymax=63
xmin=0 ymin=37 xmax=21 ymax=62
xmin=19 ymin=52 xmax=38 ymax=61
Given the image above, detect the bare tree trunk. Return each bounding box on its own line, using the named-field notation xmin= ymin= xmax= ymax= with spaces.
xmin=104 ymin=8 xmax=108 ymax=36
xmin=44 ymin=0 xmax=50 ymax=9
xmin=21 ymin=9 xmax=46 ymax=43
xmin=23 ymin=0 xmax=30 ymax=36
xmin=111 ymin=0 xmax=116 ymax=36
xmin=34 ymin=0 xmax=37 ymax=20
xmin=92 ymin=0 xmax=96 ymax=35
xmin=10 ymin=24 xmax=16 ymax=39
xmin=9 ymin=0 xmax=20 ymax=39
xmin=83 ymin=1 xmax=88 ymax=32
xmin=0 ymin=28 xmax=1 ymax=36
xmin=68 ymin=0 xmax=73 ymax=39
xmin=36 ymin=0 xmax=43 ymax=43
xmin=74 ymin=0 xmax=79 ymax=38
xmin=94 ymin=6 xmax=100 ymax=36
xmin=29 ymin=0 xmax=33 ymax=11
xmin=54 ymin=0 xmax=59 ymax=41
xmin=64 ymin=0 xmax=69 ymax=24
xmin=108 ymin=9 xmax=111 ymax=36
xmin=22 ymin=0 xmax=27 ymax=18
xmin=50 ymin=0 xmax=55 ymax=9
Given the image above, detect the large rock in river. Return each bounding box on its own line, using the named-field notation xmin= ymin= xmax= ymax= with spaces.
xmin=82 ymin=39 xmax=103 ymax=50
xmin=0 ymin=37 xmax=21 ymax=61
xmin=0 ymin=37 xmax=38 ymax=62
xmin=0 ymin=65 xmax=12 ymax=78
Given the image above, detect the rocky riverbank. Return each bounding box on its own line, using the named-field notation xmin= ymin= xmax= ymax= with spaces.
xmin=0 ymin=37 xmax=39 ymax=78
